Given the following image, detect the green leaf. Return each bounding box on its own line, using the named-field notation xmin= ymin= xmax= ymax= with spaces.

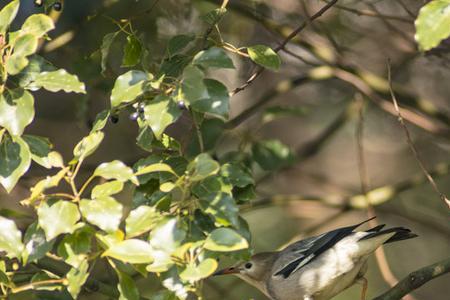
xmin=191 ymin=79 xmax=229 ymax=119
xmin=192 ymin=176 xmax=232 ymax=199
xmin=0 ymin=216 xmax=24 ymax=258
xmin=73 ymin=131 xmax=104 ymax=160
xmin=144 ymin=95 xmax=181 ymax=139
xmin=262 ymin=105 xmax=307 ymax=123
xmin=136 ymin=126 xmax=154 ymax=151
xmin=15 ymin=54 xmax=57 ymax=88
xmin=179 ymin=65 xmax=208 ymax=103
xmin=187 ymin=119 xmax=224 ymax=155
xmin=90 ymin=110 xmax=110 ymax=133
xmin=201 ymin=7 xmax=227 ymax=25
xmin=0 ymin=89 xmax=34 ymax=136
xmin=415 ymin=0 xmax=450 ymax=51
xmin=0 ymin=0 xmax=19 ymax=34
xmin=159 ymin=54 xmax=191 ymax=79
xmin=0 ymin=136 xmax=31 ymax=193
xmin=100 ymin=31 xmax=120 ymax=75
xmin=193 ymin=47 xmax=234 ymax=69
xmin=117 ymin=270 xmax=140 ymax=300
xmin=22 ymin=168 xmax=67 ymax=205
xmin=66 ymin=259 xmax=89 ymax=299
xmin=110 ymin=70 xmax=151 ymax=108
xmin=94 ymin=160 xmax=138 ymax=184
xmin=102 ymin=239 xmax=153 ymax=264
xmin=125 ymin=205 xmax=163 ymax=238
xmin=147 ymin=218 xmax=185 ymax=273
xmin=200 ymin=192 xmax=239 ymax=227
xmin=57 ymin=226 xmax=93 ymax=268
xmin=187 ymin=153 xmax=220 ymax=182
xmin=23 ymin=222 xmax=55 ymax=264
xmin=149 ymin=291 xmax=177 ymax=300
xmin=37 ymin=200 xmax=80 ymax=241
xmin=122 ymin=35 xmax=142 ymax=67
xmin=6 ymin=34 xmax=38 ymax=75
xmin=204 ymin=228 xmax=248 ymax=252
xmin=221 ymin=163 xmax=253 ymax=187
xmin=21 ymin=14 xmax=54 ymax=37
xmin=91 ymin=180 xmax=124 ymax=199
xmin=247 ymin=45 xmax=281 ymax=70
xmin=134 ymin=162 xmax=177 ymax=176
xmin=29 ymin=69 xmax=86 ymax=93
xmin=167 ymin=34 xmax=195 ymax=57
xmin=252 ymin=139 xmax=295 ymax=171
xmin=161 ymin=267 xmax=188 ymax=299
xmin=23 ymin=135 xmax=63 ymax=169
xmin=180 ymin=258 xmax=218 ymax=282
xmin=80 ymin=197 xmax=123 ymax=232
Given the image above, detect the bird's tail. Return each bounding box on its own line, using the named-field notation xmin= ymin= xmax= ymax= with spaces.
xmin=359 ymin=225 xmax=418 ymax=244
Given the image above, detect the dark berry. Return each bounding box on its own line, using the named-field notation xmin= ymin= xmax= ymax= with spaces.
xmin=177 ymin=101 xmax=186 ymax=110
xmin=110 ymin=115 xmax=119 ymax=124
xmin=129 ymin=112 xmax=139 ymax=121
xmin=34 ymin=0 xmax=43 ymax=7
xmin=53 ymin=1 xmax=62 ymax=11
xmin=138 ymin=103 xmax=145 ymax=114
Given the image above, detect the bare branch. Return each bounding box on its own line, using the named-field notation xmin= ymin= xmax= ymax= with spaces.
xmin=372 ymin=257 xmax=450 ymax=300
xmin=387 ymin=61 xmax=450 ymax=210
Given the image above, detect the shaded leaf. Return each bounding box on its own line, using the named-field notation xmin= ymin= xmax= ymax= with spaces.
xmin=144 ymin=95 xmax=181 ymax=139
xmin=80 ymin=197 xmax=123 ymax=232
xmin=110 ymin=70 xmax=151 ymax=108
xmin=187 ymin=153 xmax=220 ymax=182
xmin=122 ymin=35 xmax=142 ymax=67
xmin=201 ymin=7 xmax=227 ymax=25
xmin=102 ymin=239 xmax=153 ymax=264
xmin=37 ymin=200 xmax=80 ymax=241
xmin=167 ymin=34 xmax=195 ymax=56
xmin=0 ymin=136 xmax=31 ymax=193
xmin=200 ymin=192 xmax=239 ymax=227
xmin=66 ymin=259 xmax=89 ymax=299
xmin=23 ymin=135 xmax=63 ymax=169
xmin=179 ymin=65 xmax=208 ymax=103
xmin=247 ymin=45 xmax=281 ymax=70
xmin=117 ymin=270 xmax=139 ymax=300
xmin=23 ymin=222 xmax=55 ymax=264
xmin=252 ymin=139 xmax=295 ymax=171
xmin=100 ymin=31 xmax=120 ymax=75
xmin=204 ymin=228 xmax=248 ymax=252
xmin=415 ymin=0 xmax=450 ymax=51
xmin=191 ymin=79 xmax=229 ymax=119
xmin=193 ymin=47 xmax=234 ymax=69
xmin=0 ymin=216 xmax=24 ymax=258
xmin=15 ymin=54 xmax=57 ymax=88
xmin=0 ymin=89 xmax=34 ymax=136
xmin=221 ymin=163 xmax=253 ymax=187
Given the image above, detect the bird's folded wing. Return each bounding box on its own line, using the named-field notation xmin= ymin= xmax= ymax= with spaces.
xmin=273 ymin=217 xmax=376 ymax=278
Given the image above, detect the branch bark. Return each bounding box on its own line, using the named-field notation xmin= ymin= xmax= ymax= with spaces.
xmin=372 ymin=257 xmax=450 ymax=300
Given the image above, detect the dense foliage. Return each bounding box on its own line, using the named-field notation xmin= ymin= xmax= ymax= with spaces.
xmin=0 ymin=0 xmax=449 ymax=299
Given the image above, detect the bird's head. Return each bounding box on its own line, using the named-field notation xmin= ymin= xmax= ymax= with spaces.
xmin=213 ymin=252 xmax=277 ymax=293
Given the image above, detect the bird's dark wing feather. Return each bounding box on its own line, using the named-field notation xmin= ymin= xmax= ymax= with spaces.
xmin=273 ymin=217 xmax=376 ymax=278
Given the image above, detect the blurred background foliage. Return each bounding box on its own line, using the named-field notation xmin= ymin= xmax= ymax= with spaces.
xmin=1 ymin=0 xmax=450 ymax=299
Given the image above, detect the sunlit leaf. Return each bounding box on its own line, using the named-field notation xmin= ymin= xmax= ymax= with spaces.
xmin=0 ymin=216 xmax=24 ymax=258
xmin=144 ymin=95 xmax=181 ymax=139
xmin=73 ymin=131 xmax=104 ymax=161
xmin=23 ymin=135 xmax=63 ymax=169
xmin=221 ymin=163 xmax=253 ymax=187
xmin=204 ymin=228 xmax=248 ymax=252
xmin=180 ymin=258 xmax=218 ymax=282
xmin=37 ymin=200 xmax=80 ymax=241
xmin=28 ymin=69 xmax=86 ymax=93
xmin=102 ymin=239 xmax=153 ymax=264
xmin=179 ymin=65 xmax=208 ymax=103
xmin=0 ymin=0 xmax=20 ymax=34
xmin=80 ymin=197 xmax=123 ymax=232
xmin=57 ymin=226 xmax=93 ymax=268
xmin=247 ymin=45 xmax=281 ymax=70
xmin=94 ymin=160 xmax=138 ymax=184
xmin=0 ymin=136 xmax=31 ymax=193
xmin=187 ymin=153 xmax=220 ymax=181
xmin=415 ymin=0 xmax=450 ymax=51
xmin=191 ymin=79 xmax=229 ymax=120
xmin=91 ymin=180 xmax=124 ymax=199
xmin=22 ymin=168 xmax=67 ymax=205
xmin=0 ymin=89 xmax=34 ymax=136
xmin=125 ymin=205 xmax=163 ymax=238
xmin=21 ymin=14 xmax=54 ymax=37
xmin=200 ymin=192 xmax=239 ymax=227
xmin=135 ymin=162 xmax=177 ymax=176
xmin=23 ymin=222 xmax=55 ymax=264
xmin=66 ymin=259 xmax=89 ymax=299
xmin=111 ymin=70 xmax=152 ymax=108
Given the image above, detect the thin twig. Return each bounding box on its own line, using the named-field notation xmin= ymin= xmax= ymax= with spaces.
xmin=355 ymin=94 xmax=415 ymax=300
xmin=372 ymin=257 xmax=450 ymax=300
xmin=230 ymin=0 xmax=339 ymax=96
xmin=387 ymin=60 xmax=450 ymax=210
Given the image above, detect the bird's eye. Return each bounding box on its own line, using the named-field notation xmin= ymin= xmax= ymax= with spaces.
xmin=244 ymin=262 xmax=252 ymax=269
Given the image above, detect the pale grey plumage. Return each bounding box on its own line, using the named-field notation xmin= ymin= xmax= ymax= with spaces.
xmin=213 ymin=220 xmax=417 ymax=300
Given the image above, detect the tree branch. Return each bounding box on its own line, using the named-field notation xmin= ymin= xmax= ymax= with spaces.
xmin=372 ymin=257 xmax=450 ymax=300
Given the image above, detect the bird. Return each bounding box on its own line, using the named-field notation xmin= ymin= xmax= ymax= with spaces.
xmin=213 ymin=217 xmax=417 ymax=300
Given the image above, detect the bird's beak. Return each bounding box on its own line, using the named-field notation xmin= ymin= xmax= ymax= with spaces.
xmin=213 ymin=267 xmax=239 ymax=276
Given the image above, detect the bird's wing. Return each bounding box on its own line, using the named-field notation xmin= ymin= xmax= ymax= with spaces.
xmin=273 ymin=217 xmax=376 ymax=278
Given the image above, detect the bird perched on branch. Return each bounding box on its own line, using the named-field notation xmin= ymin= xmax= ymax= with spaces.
xmin=213 ymin=218 xmax=417 ymax=300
